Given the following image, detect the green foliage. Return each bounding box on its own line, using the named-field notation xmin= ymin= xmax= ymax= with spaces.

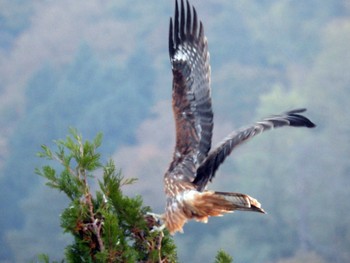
xmin=215 ymin=250 xmax=233 ymax=263
xmin=36 ymin=129 xmax=177 ymax=262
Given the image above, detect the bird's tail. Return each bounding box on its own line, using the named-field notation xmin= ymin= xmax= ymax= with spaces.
xmin=213 ymin=191 xmax=265 ymax=213
xmin=189 ymin=191 xmax=265 ymax=223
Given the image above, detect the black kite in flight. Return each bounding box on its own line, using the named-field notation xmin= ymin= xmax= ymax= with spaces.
xmin=156 ymin=0 xmax=315 ymax=234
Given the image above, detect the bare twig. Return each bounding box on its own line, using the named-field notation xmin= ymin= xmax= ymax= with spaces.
xmin=81 ymin=164 xmax=105 ymax=252
xmin=157 ymin=230 xmax=164 ymax=263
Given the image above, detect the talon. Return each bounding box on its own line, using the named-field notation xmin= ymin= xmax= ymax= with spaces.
xmin=145 ymin=212 xmax=166 ymax=232
xmin=150 ymin=224 xmax=166 ymax=233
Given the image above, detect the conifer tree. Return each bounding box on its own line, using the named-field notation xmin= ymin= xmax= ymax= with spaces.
xmin=36 ymin=128 xmax=233 ymax=262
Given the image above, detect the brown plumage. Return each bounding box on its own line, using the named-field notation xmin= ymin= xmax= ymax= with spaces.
xmin=162 ymin=0 xmax=316 ymax=234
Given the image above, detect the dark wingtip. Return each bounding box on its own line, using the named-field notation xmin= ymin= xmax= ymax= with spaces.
xmin=287 ymin=108 xmax=307 ymax=114
xmin=169 ymin=18 xmax=175 ymax=57
xmin=169 ymin=0 xmax=204 ymax=62
xmin=286 ymin=108 xmax=316 ymax=128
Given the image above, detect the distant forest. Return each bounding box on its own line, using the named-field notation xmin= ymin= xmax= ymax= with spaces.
xmin=0 ymin=0 xmax=349 ymax=262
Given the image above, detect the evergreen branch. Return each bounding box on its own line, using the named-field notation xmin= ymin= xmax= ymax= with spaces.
xmin=74 ymin=132 xmax=105 ymax=252
xmin=215 ymin=249 xmax=233 ymax=263
xmin=36 ymin=129 xmax=178 ymax=262
xmin=52 ymin=153 xmax=76 ymax=178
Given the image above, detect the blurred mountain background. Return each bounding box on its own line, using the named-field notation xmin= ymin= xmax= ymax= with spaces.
xmin=0 ymin=0 xmax=349 ymax=262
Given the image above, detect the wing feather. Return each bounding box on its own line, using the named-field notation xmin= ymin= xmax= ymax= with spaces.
xmin=167 ymin=0 xmax=213 ymax=181
xmin=193 ymin=109 xmax=316 ymax=191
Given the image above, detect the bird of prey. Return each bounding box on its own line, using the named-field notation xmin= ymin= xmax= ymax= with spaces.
xmin=158 ymin=0 xmax=315 ymax=234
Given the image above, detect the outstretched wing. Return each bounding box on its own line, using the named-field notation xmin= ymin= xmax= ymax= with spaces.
xmin=193 ymin=109 xmax=316 ymax=191
xmin=167 ymin=0 xmax=213 ymax=181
